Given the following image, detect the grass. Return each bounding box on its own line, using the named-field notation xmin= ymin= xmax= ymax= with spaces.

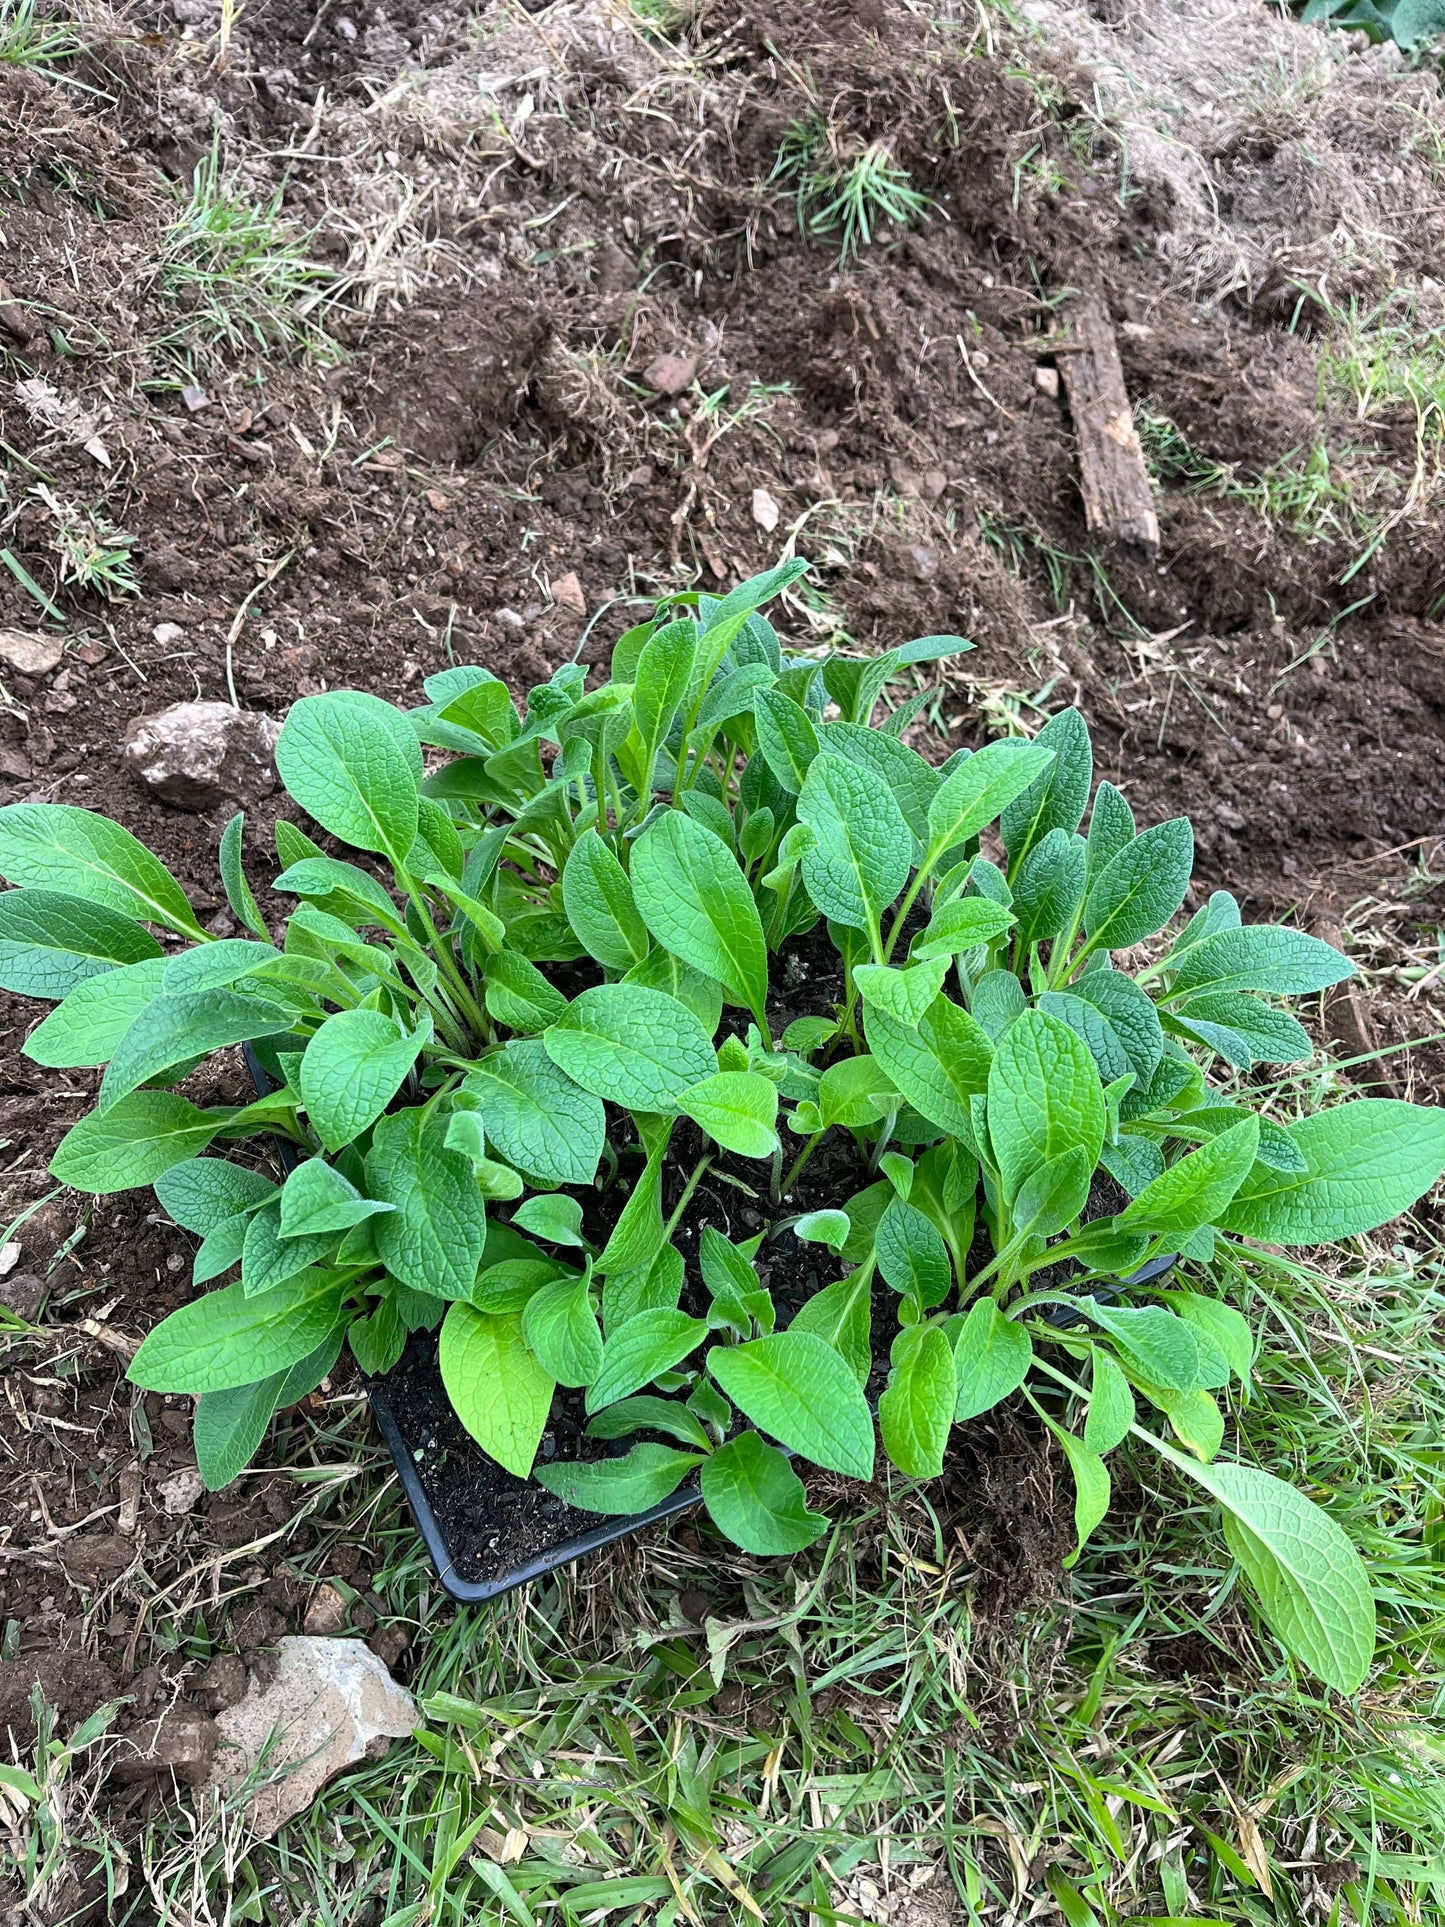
xmin=772 ymin=114 xmax=928 ymax=264
xmin=152 ymin=136 xmax=340 ymax=363
xmin=0 ymin=0 xmax=83 ymax=75
xmin=1136 ymin=409 xmax=1355 ymax=543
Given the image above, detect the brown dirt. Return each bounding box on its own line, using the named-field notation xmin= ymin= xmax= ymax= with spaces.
xmin=3 ymin=0 xmax=1445 ymax=1865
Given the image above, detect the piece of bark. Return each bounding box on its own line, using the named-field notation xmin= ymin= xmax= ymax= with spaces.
xmin=1057 ymin=294 xmax=1159 ymax=555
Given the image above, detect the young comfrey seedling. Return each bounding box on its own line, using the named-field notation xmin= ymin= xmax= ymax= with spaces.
xmin=3 ymin=560 xmax=1443 ymax=1693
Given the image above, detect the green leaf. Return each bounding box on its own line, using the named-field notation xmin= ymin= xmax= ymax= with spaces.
xmin=792 ymin=1210 xmax=851 ymax=1252
xmin=1038 ymin=990 xmax=1133 ymax=1087
xmin=465 ymin=1042 xmax=605 ymax=1188
xmin=854 ymin=958 xmax=949 ymax=1027
xmin=128 ymin=1271 xmax=344 ymax=1393
xmin=473 ymin=1257 xmax=568 ymax=1313
xmin=535 ymin=1441 xmax=702 ymax=1515
xmin=630 ymin=812 xmax=769 ymax=1024
xmin=879 ymin=1325 xmax=955 ymax=1478
xmin=1069 ymin=970 xmax=1163 ymax=1088
xmin=707 ymin=1331 xmax=875 ymax=1478
xmin=863 ymin=996 xmax=991 ymax=1141
xmin=797 ymin=752 xmax=911 ymax=936
xmin=1170 ymin=924 xmax=1355 ymax=998
xmin=971 ymin=969 xmax=1027 ymax=1042
xmin=601 ymin=1243 xmax=684 ymax=1336
xmin=874 ymin=1198 xmax=951 ymax=1305
xmin=279 ymin=1158 xmax=392 ymax=1238
xmin=1085 ymin=781 xmax=1135 ymax=879
xmin=275 ymin=691 xmax=420 ymax=861
xmin=545 ymin=985 xmax=716 ymax=1113
xmin=1081 ymin=818 xmax=1194 ymax=952
xmin=1083 ymin=1349 xmax=1135 ymax=1455
xmin=239 ymin=1199 xmax=335 ymax=1296
xmin=700 ymin=1432 xmax=826 ymax=1554
xmin=596 ymin=1145 xmax=667 ymax=1278
xmin=1170 ymin=993 xmax=1312 ymax=1068
xmin=522 ymin=1273 xmax=604 ymax=1386
xmin=679 ymin=1071 xmax=779 ymax=1158
xmin=817 ymin=1054 xmax=899 ymax=1129
xmin=512 ymin=1195 xmax=586 ymax=1248
xmin=0 ymin=888 xmax=161 ymax=999
xmin=1155 ymin=1442 xmax=1375 ymax=1691
xmin=219 ymin=812 xmax=269 ymax=940
xmin=999 ymin=708 xmax=1092 ymax=867
xmin=163 ymin=939 xmax=283 ymax=996
xmin=300 ymin=1009 xmax=428 ymax=1154
xmin=52 ymin=1091 xmax=223 ymax=1191
xmin=561 ymin=829 xmax=651 ymax=972
xmin=1221 ymin=1099 xmax=1445 ymax=1245
xmin=950 ymin=1298 xmax=1033 ymax=1420
xmin=273 ymin=858 xmax=405 ymax=934
xmin=24 ymin=956 xmax=168 ymax=1068
xmin=789 ymin=1272 xmax=872 ymax=1386
xmin=98 ymin=986 xmax=292 ymax=1114
xmin=586 ymin=1395 xmax=712 ymax=1449
xmin=1079 ymin=1300 xmax=1202 ymax=1394
xmin=194 ymin=1376 xmax=282 ymax=1489
xmin=1164 ymin=1291 xmax=1253 ymax=1384
xmin=1011 ymin=829 xmax=1086 ymax=946
xmin=484 ymin=949 xmax=569 ymax=1033
xmin=1122 ymin=1118 xmax=1259 ymax=1234
xmin=366 ymin=1108 xmax=488 ymax=1301
xmin=1011 ymin=1145 xmax=1093 ymax=1239
xmin=0 ymin=803 xmax=203 ymax=936
xmin=925 ymin=739 xmax=1057 ymax=857
xmin=587 ymin=1308 xmax=709 ymax=1412
xmin=820 ymin=723 xmax=941 ymax=850
xmin=623 ymin=949 xmax=724 ymax=1039
xmin=439 ymin=1305 xmax=555 ymax=1478
xmin=910 ymin=896 xmax=1014 ymax=961
xmin=1043 ymin=1417 xmax=1111 ymax=1567
xmin=634 ymin=618 xmax=697 ymax=764
xmin=752 ymin=686 xmax=820 ymax=791
xmin=156 ymin=1157 xmax=277 ymax=1234
xmin=987 ymin=1009 xmax=1106 ymax=1204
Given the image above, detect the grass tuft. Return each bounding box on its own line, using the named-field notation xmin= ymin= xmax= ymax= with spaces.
xmin=773 ymin=114 xmax=928 ymax=264
xmin=0 ymin=0 xmax=83 ymax=75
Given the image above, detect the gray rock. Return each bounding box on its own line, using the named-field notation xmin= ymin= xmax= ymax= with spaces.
xmin=123 ymin=700 xmax=281 ymax=810
xmin=0 ymin=629 xmax=64 ymax=677
xmin=208 ymin=1637 xmax=419 ymax=1837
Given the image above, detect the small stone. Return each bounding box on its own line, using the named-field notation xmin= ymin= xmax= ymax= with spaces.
xmin=493 ymin=607 xmax=527 ymax=635
xmin=152 ymin=621 xmax=186 ymax=645
xmin=643 ymin=352 xmax=698 ymax=396
xmin=123 ymin=700 xmax=281 ymax=810
xmin=303 ymin=1583 xmax=350 ymax=1637
xmin=158 ymin=1467 xmax=205 ymax=1516
xmin=922 ymin=469 xmax=948 ymax=501
xmin=0 ymin=746 xmax=30 ymax=781
xmin=0 ymin=1273 xmax=45 ymax=1322
xmin=751 ymin=488 xmax=780 ymax=534
xmin=112 ymin=1709 xmax=219 ymax=1787
xmin=1266 ymin=702 xmax=1284 ymax=720
xmin=550 ymin=570 xmax=586 ymax=618
xmin=908 ymin=545 xmax=937 ymax=581
xmin=0 ymin=629 xmax=64 ymax=677
xmin=196 ymin=1653 xmax=248 ymax=1714
xmin=1034 ymin=366 xmax=1060 ymax=399
xmin=207 ymin=1637 xmax=419 ymax=1838
xmin=367 ymin=1623 xmax=410 ymax=1671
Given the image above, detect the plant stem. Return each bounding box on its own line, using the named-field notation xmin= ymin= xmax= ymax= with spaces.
xmin=664 ymin=1155 xmax=712 ymax=1240
xmin=775 ymin=1130 xmax=825 ymax=1201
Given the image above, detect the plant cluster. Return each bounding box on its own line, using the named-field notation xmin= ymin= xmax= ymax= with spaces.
xmin=771 ymin=115 xmax=928 ymax=264
xmin=3 ymin=563 xmax=1444 ymax=1690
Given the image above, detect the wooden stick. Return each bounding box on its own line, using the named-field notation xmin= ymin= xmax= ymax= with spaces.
xmin=1056 ymin=293 xmax=1159 ymax=556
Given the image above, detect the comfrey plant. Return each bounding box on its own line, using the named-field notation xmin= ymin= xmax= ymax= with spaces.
xmin=3 ymin=561 xmax=1442 ymax=1690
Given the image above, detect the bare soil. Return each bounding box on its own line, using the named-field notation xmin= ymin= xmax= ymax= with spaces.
xmin=3 ymin=0 xmax=1445 ymax=1867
